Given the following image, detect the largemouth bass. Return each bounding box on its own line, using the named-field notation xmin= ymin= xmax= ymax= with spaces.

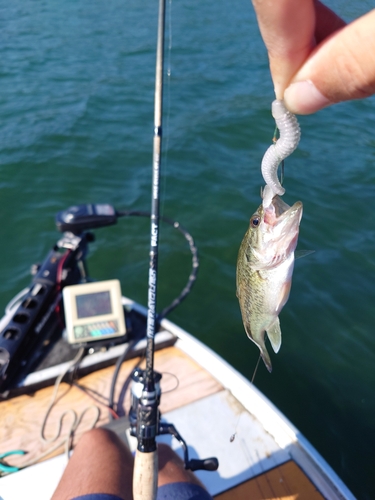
xmin=236 ymin=186 xmax=303 ymax=372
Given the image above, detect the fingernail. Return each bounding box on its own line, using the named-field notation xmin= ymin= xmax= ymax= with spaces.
xmin=284 ymin=80 xmax=331 ymax=115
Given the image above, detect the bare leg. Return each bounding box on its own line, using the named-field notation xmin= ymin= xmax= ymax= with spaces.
xmin=51 ymin=429 xmax=208 ymax=500
xmin=157 ymin=443 xmax=206 ymax=489
xmin=51 ymin=428 xmax=134 ymax=500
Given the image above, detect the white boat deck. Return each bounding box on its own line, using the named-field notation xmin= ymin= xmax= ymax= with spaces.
xmin=157 ymin=390 xmax=290 ymax=496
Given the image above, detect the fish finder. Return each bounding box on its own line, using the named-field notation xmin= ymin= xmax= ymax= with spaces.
xmin=63 ymin=280 xmax=126 ymax=345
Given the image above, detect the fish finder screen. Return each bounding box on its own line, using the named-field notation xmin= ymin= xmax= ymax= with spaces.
xmin=76 ymin=291 xmax=112 ymax=319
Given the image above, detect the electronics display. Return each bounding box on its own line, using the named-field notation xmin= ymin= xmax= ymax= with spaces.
xmin=63 ymin=280 xmax=126 ymax=344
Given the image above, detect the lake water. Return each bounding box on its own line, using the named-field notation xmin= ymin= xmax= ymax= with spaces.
xmin=1 ymin=1 xmax=374 ymax=498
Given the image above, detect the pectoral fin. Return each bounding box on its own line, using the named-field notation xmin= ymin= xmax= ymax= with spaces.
xmin=295 ymin=249 xmax=315 ymax=259
xmin=266 ymin=317 xmax=282 ymax=353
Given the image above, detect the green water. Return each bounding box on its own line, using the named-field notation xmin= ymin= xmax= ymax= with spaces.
xmin=1 ymin=1 xmax=374 ymax=498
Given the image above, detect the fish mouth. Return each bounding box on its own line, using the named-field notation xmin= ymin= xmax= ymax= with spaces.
xmin=263 ymin=194 xmax=303 ymax=241
xmin=273 ymin=195 xmax=302 ymax=220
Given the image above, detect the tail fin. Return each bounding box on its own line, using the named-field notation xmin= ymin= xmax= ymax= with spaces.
xmin=260 ymin=345 xmax=273 ymax=373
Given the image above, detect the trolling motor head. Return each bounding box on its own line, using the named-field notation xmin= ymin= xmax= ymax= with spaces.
xmin=56 ymin=204 xmax=118 ymax=235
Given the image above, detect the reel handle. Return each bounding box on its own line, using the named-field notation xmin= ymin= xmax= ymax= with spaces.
xmin=186 ymin=457 xmax=219 ymax=472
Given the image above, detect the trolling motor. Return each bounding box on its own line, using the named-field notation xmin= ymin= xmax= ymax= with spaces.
xmin=0 ymin=204 xmax=119 ymax=393
xmin=0 ymin=234 xmax=88 ymax=393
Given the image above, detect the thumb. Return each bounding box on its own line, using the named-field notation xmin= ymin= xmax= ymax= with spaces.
xmin=284 ymin=9 xmax=375 ymax=114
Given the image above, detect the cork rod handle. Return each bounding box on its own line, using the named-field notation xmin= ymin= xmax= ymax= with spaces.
xmin=133 ymin=449 xmax=158 ymax=500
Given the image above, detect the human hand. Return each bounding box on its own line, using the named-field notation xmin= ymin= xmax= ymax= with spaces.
xmin=252 ymin=1 xmax=375 ymax=114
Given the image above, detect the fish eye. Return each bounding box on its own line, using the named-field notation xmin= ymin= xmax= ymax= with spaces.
xmin=250 ymin=215 xmax=260 ymax=228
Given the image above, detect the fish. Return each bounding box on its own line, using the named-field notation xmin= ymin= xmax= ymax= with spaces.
xmin=236 ymin=186 xmax=303 ymax=372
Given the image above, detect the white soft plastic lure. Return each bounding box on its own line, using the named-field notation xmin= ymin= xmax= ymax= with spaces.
xmin=261 ymin=100 xmax=301 ymax=207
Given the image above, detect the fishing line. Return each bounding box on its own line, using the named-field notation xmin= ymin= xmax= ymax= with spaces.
xmin=230 ymin=356 xmax=261 ymax=442
xmin=272 ymin=125 xmax=279 ymax=143
xmin=251 ymin=354 xmax=261 ymax=384
xmin=229 ymin=413 xmax=243 ymax=443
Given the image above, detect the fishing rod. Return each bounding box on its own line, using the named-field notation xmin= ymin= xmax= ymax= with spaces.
xmin=131 ymin=0 xmax=166 ymax=497
xmin=130 ymin=1 xmax=218 ymax=498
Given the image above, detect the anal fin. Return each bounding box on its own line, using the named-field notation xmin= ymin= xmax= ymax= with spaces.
xmin=266 ymin=317 xmax=282 ymax=353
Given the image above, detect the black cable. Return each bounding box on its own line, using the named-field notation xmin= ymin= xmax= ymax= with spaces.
xmin=107 ymin=337 xmax=138 ymax=418
xmin=116 ymin=210 xmax=199 ymax=319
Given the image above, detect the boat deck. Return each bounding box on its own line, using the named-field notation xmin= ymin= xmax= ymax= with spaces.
xmin=0 ymin=342 xmax=221 ymax=465
xmin=0 ymin=331 xmax=346 ymax=499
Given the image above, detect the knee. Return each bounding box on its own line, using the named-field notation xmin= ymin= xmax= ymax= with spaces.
xmin=79 ymin=427 xmax=115 ymax=445
xmin=157 ymin=443 xmax=204 ymax=488
xmin=157 ymin=443 xmax=183 ymax=468
xmin=76 ymin=427 xmax=124 ymax=455
xmin=75 ymin=427 xmax=133 ymax=469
